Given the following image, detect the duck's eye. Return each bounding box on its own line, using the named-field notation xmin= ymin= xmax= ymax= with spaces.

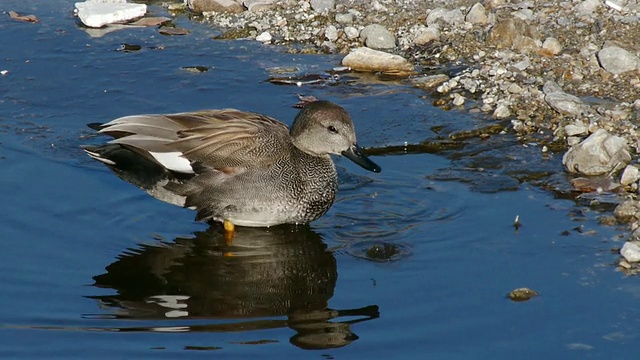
xmin=327 ymin=125 xmax=338 ymax=133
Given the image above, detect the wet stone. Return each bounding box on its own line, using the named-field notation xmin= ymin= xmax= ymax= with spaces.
xmin=409 ymin=74 xmax=449 ymax=89
xmin=507 ymin=287 xmax=539 ymax=302
xmin=563 ymin=129 xmax=631 ymax=176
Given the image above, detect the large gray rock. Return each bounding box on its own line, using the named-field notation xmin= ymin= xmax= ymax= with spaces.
xmin=563 ymin=129 xmax=631 ymax=176
xmin=360 ymin=24 xmax=395 ymax=49
xmin=342 ymin=47 xmax=414 ymax=74
xmin=185 ymin=0 xmax=244 ymax=13
xmin=75 ymin=0 xmax=147 ymax=28
xmin=597 ymin=46 xmax=640 ymax=74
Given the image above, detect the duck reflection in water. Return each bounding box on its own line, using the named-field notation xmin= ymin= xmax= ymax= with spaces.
xmin=87 ymin=225 xmax=379 ymax=350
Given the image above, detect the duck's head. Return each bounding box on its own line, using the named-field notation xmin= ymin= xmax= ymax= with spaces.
xmin=290 ymin=101 xmax=381 ymax=173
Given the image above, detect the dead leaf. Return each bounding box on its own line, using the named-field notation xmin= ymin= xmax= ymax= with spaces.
xmin=158 ymin=26 xmax=190 ymax=36
xmin=8 ymin=11 xmax=39 ymax=23
xmin=128 ymin=17 xmax=171 ymax=27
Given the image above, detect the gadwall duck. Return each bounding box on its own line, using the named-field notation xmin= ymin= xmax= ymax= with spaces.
xmin=83 ymin=100 xmax=380 ymax=231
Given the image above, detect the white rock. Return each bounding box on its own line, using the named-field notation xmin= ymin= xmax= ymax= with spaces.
xmin=543 ymin=81 xmax=587 ymax=116
xmin=621 ymin=165 xmax=640 ymax=185
xmin=342 ymin=47 xmax=414 ymax=73
xmin=310 ymin=0 xmax=335 ymax=12
xmin=255 ymin=31 xmax=272 ymax=42
xmin=452 ymin=93 xmax=465 ymax=106
xmin=621 ymin=241 xmax=640 ymax=262
xmin=75 ymin=0 xmax=147 ymax=28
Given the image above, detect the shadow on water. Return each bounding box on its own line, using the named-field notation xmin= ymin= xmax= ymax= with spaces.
xmin=85 ymin=225 xmax=379 ymax=350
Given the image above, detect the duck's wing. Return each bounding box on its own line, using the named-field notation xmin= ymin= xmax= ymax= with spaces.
xmin=97 ymin=109 xmax=291 ymax=174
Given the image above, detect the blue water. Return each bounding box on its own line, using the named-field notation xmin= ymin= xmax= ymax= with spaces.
xmin=1 ymin=1 xmax=638 ymax=359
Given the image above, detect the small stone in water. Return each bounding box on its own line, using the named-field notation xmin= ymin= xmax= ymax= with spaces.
xmin=620 ymin=241 xmax=640 ymax=262
xmin=116 ymin=43 xmax=141 ymax=52
xmin=507 ymin=288 xmax=539 ymax=302
xmin=181 ymin=66 xmax=210 ymax=73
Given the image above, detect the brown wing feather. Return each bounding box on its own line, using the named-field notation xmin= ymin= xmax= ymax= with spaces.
xmin=164 ymin=110 xmax=291 ymax=169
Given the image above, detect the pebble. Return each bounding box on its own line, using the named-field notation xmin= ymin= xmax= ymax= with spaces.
xmin=507 ymin=83 xmax=523 ymax=94
xmin=342 ymin=47 xmax=414 ymax=74
xmin=426 ymin=8 xmax=464 ymax=26
xmin=542 ymin=37 xmax=563 ymax=55
xmin=452 ymin=93 xmax=465 ymax=106
xmin=310 ymin=0 xmax=335 ymax=12
xmin=621 ymin=165 xmax=640 ymax=186
xmin=564 ymin=123 xmax=588 ymax=136
xmin=621 ymin=241 xmax=640 ymax=262
xmin=324 ymin=25 xmax=338 ymax=41
xmin=335 ymin=12 xmax=354 ymax=24
xmin=344 ymin=26 xmax=359 ymax=40
xmin=597 ymin=46 xmax=640 ymax=74
xmin=75 ymin=0 xmax=147 ymax=28
xmin=186 ymin=0 xmax=243 ymax=13
xmin=466 ymin=3 xmax=488 ymax=24
xmin=512 ymin=59 xmax=531 ymax=71
xmin=493 ymin=104 xmax=511 ymax=118
xmin=243 ymin=0 xmax=276 ymax=12
xmin=360 ymin=24 xmax=395 ymax=49
xmin=563 ymin=129 xmax=631 ymax=176
xmin=414 ymin=26 xmax=440 ymax=45
xmin=576 ymin=0 xmax=601 ymax=15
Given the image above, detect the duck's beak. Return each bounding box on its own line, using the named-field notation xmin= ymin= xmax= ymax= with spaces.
xmin=342 ymin=144 xmax=381 ymax=173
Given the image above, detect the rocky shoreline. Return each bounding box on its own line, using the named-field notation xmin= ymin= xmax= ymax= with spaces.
xmin=75 ymin=0 xmax=640 ymax=267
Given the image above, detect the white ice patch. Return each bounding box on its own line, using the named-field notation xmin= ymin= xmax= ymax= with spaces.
xmin=149 ymin=151 xmax=194 ymax=174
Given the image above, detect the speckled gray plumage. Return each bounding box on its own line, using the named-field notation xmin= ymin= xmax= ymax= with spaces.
xmin=84 ymin=100 xmax=379 ymax=227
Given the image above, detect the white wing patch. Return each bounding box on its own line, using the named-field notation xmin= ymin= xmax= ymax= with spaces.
xmin=149 ymin=151 xmax=194 ymax=174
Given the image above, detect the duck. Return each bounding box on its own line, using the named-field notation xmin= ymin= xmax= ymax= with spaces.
xmin=83 ymin=100 xmax=381 ymax=235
